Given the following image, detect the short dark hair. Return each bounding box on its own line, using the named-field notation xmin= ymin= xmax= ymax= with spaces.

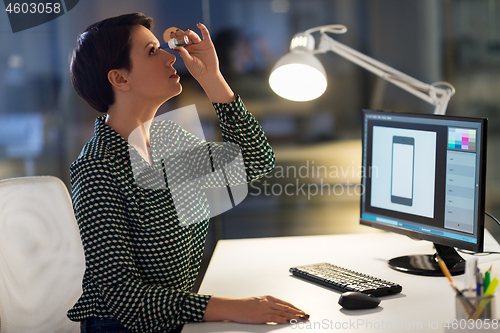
xmin=70 ymin=13 xmax=153 ymax=113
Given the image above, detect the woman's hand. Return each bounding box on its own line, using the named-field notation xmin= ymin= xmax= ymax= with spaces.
xmin=171 ymin=23 xmax=218 ymax=82
xmin=171 ymin=23 xmax=235 ymax=103
xmin=203 ymin=295 xmax=310 ymax=325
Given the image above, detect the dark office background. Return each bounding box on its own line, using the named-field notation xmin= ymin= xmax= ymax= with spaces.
xmin=1 ymin=0 xmax=499 ymax=282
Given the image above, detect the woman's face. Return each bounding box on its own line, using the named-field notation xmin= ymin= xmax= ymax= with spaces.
xmin=124 ymin=25 xmax=181 ymax=104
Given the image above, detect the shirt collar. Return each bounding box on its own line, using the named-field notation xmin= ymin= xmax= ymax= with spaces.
xmin=94 ymin=115 xmax=130 ymax=155
xmin=95 ymin=115 xmax=159 ymax=182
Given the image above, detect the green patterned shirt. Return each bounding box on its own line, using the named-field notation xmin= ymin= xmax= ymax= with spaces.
xmin=67 ymin=96 xmax=275 ymax=332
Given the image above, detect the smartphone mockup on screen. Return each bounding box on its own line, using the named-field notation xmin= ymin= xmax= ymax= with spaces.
xmin=391 ymin=136 xmax=415 ymax=206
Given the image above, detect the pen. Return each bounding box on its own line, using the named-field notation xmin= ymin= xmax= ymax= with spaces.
xmin=475 ymin=263 xmax=483 ymax=296
xmin=436 ymin=255 xmax=453 ymax=283
xmin=464 ymin=258 xmax=477 ymax=296
xmin=472 ymin=277 xmax=498 ymax=320
xmin=484 ymin=270 xmax=491 ymax=293
xmin=436 ymin=255 xmax=475 ymax=317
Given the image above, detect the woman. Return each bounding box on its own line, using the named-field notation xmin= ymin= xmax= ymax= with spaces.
xmin=68 ymin=13 xmax=308 ymax=333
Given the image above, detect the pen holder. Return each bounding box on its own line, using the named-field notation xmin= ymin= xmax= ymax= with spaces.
xmin=456 ymin=293 xmax=496 ymax=320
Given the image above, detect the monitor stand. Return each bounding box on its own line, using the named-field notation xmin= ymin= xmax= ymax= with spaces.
xmin=388 ymin=243 xmax=465 ymax=276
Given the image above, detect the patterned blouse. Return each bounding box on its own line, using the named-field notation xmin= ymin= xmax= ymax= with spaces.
xmin=67 ymin=96 xmax=275 ymax=332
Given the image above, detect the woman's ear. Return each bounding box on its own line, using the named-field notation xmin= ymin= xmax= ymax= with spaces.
xmin=107 ymin=69 xmax=131 ymax=92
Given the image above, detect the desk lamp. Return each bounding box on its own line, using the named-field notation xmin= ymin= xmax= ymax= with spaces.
xmin=269 ymin=24 xmax=455 ymax=115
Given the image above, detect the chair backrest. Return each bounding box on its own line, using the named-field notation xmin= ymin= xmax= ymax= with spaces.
xmin=0 ymin=176 xmax=85 ymax=333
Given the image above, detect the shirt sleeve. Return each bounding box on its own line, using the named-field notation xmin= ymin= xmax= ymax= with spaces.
xmin=153 ymin=95 xmax=275 ymax=190
xmin=70 ymin=157 xmax=211 ymax=332
xmin=212 ymin=94 xmax=275 ymax=181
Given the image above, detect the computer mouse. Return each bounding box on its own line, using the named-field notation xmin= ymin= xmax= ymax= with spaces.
xmin=338 ymin=291 xmax=381 ymax=310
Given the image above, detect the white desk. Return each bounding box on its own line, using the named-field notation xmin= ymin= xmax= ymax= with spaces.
xmin=183 ymin=230 xmax=500 ymax=333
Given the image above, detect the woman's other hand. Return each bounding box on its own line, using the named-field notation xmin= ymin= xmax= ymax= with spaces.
xmin=203 ymin=295 xmax=310 ymax=324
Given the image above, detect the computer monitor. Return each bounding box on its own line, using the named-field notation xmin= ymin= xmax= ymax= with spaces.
xmin=360 ymin=110 xmax=487 ymax=276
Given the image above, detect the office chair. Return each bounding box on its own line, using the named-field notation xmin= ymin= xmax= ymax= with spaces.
xmin=0 ymin=176 xmax=85 ymax=333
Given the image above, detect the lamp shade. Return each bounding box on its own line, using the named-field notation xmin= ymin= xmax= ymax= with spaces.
xmin=269 ymin=51 xmax=327 ymax=102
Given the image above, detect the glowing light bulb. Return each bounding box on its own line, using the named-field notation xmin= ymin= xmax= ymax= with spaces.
xmin=269 ymin=52 xmax=327 ymax=102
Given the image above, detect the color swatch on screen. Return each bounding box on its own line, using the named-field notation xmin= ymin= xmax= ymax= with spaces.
xmin=448 ymin=128 xmax=476 ymax=151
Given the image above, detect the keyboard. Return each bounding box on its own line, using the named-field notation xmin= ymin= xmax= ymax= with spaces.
xmin=289 ymin=262 xmax=402 ymax=297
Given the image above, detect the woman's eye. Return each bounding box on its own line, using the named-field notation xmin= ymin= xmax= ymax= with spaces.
xmin=149 ymin=46 xmax=157 ymax=55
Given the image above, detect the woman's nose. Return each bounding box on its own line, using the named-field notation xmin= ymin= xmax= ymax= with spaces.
xmin=162 ymin=51 xmax=176 ymax=66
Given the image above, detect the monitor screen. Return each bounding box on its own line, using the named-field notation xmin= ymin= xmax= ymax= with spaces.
xmin=360 ymin=110 xmax=487 ymax=276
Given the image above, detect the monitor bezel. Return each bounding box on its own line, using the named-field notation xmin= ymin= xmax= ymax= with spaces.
xmin=360 ymin=109 xmax=487 ymax=253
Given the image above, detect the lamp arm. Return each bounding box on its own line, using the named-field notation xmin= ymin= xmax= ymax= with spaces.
xmin=316 ymin=33 xmax=455 ymax=115
xmin=304 ymin=24 xmax=347 ymax=35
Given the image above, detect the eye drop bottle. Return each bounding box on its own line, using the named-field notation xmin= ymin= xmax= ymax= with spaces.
xmin=160 ymin=35 xmax=189 ymax=50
